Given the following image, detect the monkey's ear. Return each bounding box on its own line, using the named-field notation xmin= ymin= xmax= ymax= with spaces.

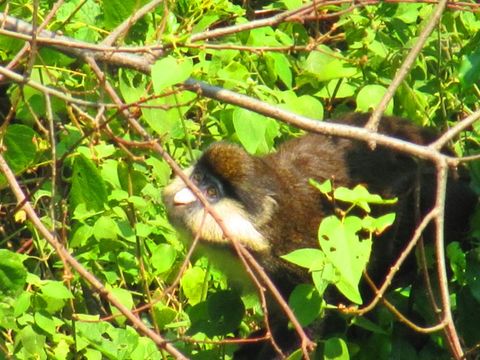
xmin=255 ymin=195 xmax=278 ymax=226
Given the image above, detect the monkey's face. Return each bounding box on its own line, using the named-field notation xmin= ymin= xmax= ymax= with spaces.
xmin=162 ymin=143 xmax=276 ymax=252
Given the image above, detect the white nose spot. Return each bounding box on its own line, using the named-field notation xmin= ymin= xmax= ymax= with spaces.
xmin=173 ymin=188 xmax=197 ymax=205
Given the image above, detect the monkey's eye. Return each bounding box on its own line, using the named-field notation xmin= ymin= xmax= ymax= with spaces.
xmin=206 ymin=186 xmax=219 ymax=200
xmin=191 ymin=172 xmax=202 ymax=184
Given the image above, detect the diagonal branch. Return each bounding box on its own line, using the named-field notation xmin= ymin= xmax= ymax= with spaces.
xmin=0 ymin=153 xmax=188 ymax=360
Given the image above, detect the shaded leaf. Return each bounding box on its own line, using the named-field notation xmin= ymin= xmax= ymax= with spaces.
xmin=70 ymin=154 xmax=108 ymax=212
xmin=324 ymin=337 xmax=349 ymax=360
xmin=0 ymin=249 xmax=27 ymax=295
xmin=288 ymin=284 xmax=322 ymax=326
xmin=151 ymin=243 xmax=177 ymax=274
xmin=356 ymin=84 xmax=394 ymax=114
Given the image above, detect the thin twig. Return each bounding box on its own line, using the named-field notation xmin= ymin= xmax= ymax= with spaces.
xmin=433 ymin=161 xmax=463 ymax=359
xmin=367 ymin=0 xmax=448 ymax=133
xmin=102 ymin=0 xmax=165 ymax=46
xmin=363 ymin=272 xmax=446 ymax=333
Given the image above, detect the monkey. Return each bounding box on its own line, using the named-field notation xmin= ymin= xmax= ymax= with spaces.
xmin=162 ymin=113 xmax=477 ymax=358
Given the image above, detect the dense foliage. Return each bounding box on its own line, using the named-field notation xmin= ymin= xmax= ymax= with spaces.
xmin=0 ymin=0 xmax=479 ymax=359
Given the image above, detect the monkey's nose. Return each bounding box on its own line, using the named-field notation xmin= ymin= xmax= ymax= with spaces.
xmin=173 ymin=188 xmax=197 ymax=205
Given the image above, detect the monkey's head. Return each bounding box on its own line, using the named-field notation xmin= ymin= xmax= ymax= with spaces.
xmin=162 ymin=142 xmax=278 ymax=253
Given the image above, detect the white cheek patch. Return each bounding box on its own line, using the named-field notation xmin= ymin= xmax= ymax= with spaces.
xmin=185 ymin=199 xmax=270 ymax=252
xmin=173 ymin=187 xmax=197 ymax=205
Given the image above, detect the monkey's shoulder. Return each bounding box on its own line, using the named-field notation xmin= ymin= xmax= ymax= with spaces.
xmin=261 ymin=115 xmax=443 ymax=196
xmin=265 ymin=132 xmax=358 ymax=189
xmin=331 ymin=112 xmax=438 ymax=145
xmin=269 ymin=113 xmax=438 ymax=166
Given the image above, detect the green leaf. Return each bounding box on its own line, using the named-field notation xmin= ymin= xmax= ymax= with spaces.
xmin=447 ymin=241 xmax=466 ymax=284
xmin=232 ymin=108 xmax=267 ymax=153
xmin=0 ymin=34 xmax=23 ymax=56
xmin=93 ymin=216 xmax=118 ymax=241
xmin=145 ymin=156 xmax=172 ymax=186
xmin=14 ymin=291 xmax=31 ymax=317
xmin=1 ymin=124 xmax=38 ymax=185
xmin=282 ymin=0 xmax=303 ymax=10
xmin=3 ymin=124 xmax=37 ymax=172
xmin=350 ymin=316 xmax=388 ymax=334
xmin=233 ymin=108 xmax=279 ymax=154
xmin=131 ymin=337 xmax=161 ymax=359
xmin=285 ymin=348 xmax=303 ymax=360
xmin=142 ymin=91 xmax=196 ymax=137
xmin=324 ymin=337 xmax=350 ymax=360
xmin=118 ymin=69 xmax=148 ymax=104
xmin=266 ymin=52 xmax=292 ymax=88
xmin=152 ymin=303 xmax=177 ymax=330
xmin=39 ymin=281 xmax=73 ymax=314
xmin=117 ymin=161 xmax=150 ymax=195
xmin=109 ymin=287 xmax=134 ymax=323
xmin=459 ymin=52 xmax=480 ymax=88
xmin=361 ymin=213 xmax=396 ymax=234
xmin=396 ymin=83 xmax=428 ymax=123
xmin=316 ymin=80 xmax=356 ymax=99
xmin=151 ymin=56 xmax=193 ymax=94
xmin=34 ymin=311 xmax=57 ymax=335
xmin=135 ymin=223 xmax=153 ymax=238
xmin=91 ymin=143 xmax=116 ymax=159
xmin=188 ymin=290 xmax=245 ymax=337
xmin=192 ymin=14 xmax=220 ymax=33
xmin=76 ymin=322 xmax=118 ymax=357
xmin=41 ymin=281 xmax=74 ymax=300
xmin=0 ymin=249 xmax=27 ymax=295
xmin=356 ymin=84 xmax=394 ymax=115
xmin=116 ymin=252 xmax=138 ymax=279
xmin=151 ymin=243 xmax=177 ymax=274
xmin=217 ymin=62 xmax=250 ymax=88
xmin=108 ymin=190 xmax=129 ymax=202
xmin=394 ymin=3 xmax=421 ymax=24
xmin=53 ymin=338 xmax=71 ymax=359
xmin=304 ymin=46 xmax=357 ymax=81
xmin=309 ymin=179 xmax=333 ymax=195
xmin=333 ymin=184 xmax=397 ymax=212
xmin=70 ymin=154 xmax=108 ymax=212
xmin=181 ymin=267 xmax=207 ymax=305
xmin=318 ymin=216 xmax=371 ymax=304
xmin=288 ymin=284 xmax=322 ymax=326
xmin=102 ymin=0 xmax=147 ymax=29
xmin=56 ymin=0 xmax=101 ymax=30
xmin=70 ymin=224 xmax=93 ymax=248
xmin=207 ymin=290 xmax=245 ymax=335
xmin=312 ymin=263 xmax=335 ymax=297
xmin=282 ymin=94 xmax=324 ymax=120
xmin=100 ymin=159 xmax=121 ymax=189
xmin=281 ymin=248 xmax=325 ymax=270
xmin=56 ymin=125 xmax=82 ymax=158
xmin=116 ymin=219 xmax=136 ymax=242
xmin=247 ymin=27 xmax=279 ymax=47
xmin=18 ymin=325 xmax=47 ymax=358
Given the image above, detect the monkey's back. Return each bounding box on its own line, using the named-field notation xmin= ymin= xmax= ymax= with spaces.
xmin=258 ymin=114 xmax=475 ymax=287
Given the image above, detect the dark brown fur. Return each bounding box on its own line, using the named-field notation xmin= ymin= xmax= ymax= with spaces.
xmin=191 ymin=114 xmax=474 ymax=291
